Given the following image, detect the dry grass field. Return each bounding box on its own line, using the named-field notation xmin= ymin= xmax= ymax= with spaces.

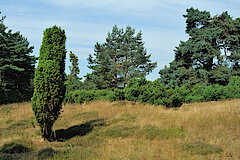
xmin=0 ymin=99 xmax=239 ymax=159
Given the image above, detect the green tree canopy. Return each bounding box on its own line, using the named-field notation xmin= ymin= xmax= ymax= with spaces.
xmin=69 ymin=51 xmax=80 ymax=78
xmin=66 ymin=51 xmax=82 ymax=92
xmin=31 ymin=25 xmax=66 ymax=140
xmin=0 ymin=11 xmax=36 ymax=104
xmin=159 ymin=8 xmax=240 ymax=88
xmin=86 ymin=25 xmax=157 ymax=89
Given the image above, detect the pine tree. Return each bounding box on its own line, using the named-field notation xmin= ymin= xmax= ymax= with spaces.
xmin=86 ymin=25 xmax=157 ymax=89
xmin=159 ymin=8 xmax=240 ymax=88
xmin=69 ymin=51 xmax=80 ymax=78
xmin=0 ymin=11 xmax=36 ymax=104
xmin=66 ymin=51 xmax=82 ymax=91
xmin=31 ymin=26 xmax=66 ymax=140
xmin=86 ymin=42 xmax=115 ymax=89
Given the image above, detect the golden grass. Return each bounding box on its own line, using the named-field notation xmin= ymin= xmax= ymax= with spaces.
xmin=0 ymin=99 xmax=239 ymax=159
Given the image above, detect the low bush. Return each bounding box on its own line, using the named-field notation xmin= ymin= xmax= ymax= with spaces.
xmin=0 ymin=140 xmax=33 ymax=154
xmin=37 ymin=147 xmax=56 ymax=159
xmin=182 ymin=142 xmax=223 ymax=155
xmin=226 ymin=76 xmax=240 ymax=99
xmin=65 ymin=76 xmax=240 ymax=108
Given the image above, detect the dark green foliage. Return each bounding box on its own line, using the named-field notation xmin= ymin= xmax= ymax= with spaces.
xmin=107 ymin=88 xmax=125 ymax=101
xmin=0 ymin=11 xmax=36 ymax=105
xmin=66 ymin=88 xmax=125 ymax=104
xmin=226 ymin=76 xmax=240 ymax=98
xmin=31 ymin=26 xmax=66 ymax=140
xmin=182 ymin=142 xmax=223 ymax=155
xmin=65 ymin=51 xmax=82 ymax=95
xmin=37 ymin=147 xmax=56 ymax=159
xmin=125 ymin=78 xmax=189 ymax=107
xmin=185 ymin=76 xmax=240 ymax=103
xmin=0 ymin=142 xmax=56 ymax=160
xmin=184 ymin=84 xmax=206 ymax=102
xmin=0 ymin=141 xmax=32 ymax=154
xmin=163 ymin=85 xmax=190 ymax=108
xmin=65 ymin=76 xmax=240 ymax=107
xmin=65 ymin=78 xmax=189 ymax=108
xmin=185 ymin=84 xmax=225 ymax=103
xmin=71 ymin=90 xmax=95 ymax=103
xmin=160 ymin=8 xmax=240 ymax=88
xmin=86 ymin=25 xmax=157 ymax=89
xmin=202 ymin=85 xmax=226 ymax=101
xmin=69 ymin=51 xmax=80 ymax=78
xmin=125 ymin=78 xmax=150 ymax=102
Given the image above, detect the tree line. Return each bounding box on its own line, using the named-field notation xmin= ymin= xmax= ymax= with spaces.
xmin=1 ymin=8 xmax=240 ymax=140
xmin=1 ymin=8 xmax=240 ymax=105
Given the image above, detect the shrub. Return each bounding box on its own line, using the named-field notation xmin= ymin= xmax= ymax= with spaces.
xmin=202 ymin=84 xmax=227 ymax=101
xmin=66 ymin=89 xmax=126 ymax=103
xmin=31 ymin=26 xmax=67 ymax=140
xmin=185 ymin=84 xmax=206 ymax=103
xmin=182 ymin=142 xmax=223 ymax=155
xmin=161 ymin=85 xmax=190 ymax=108
xmin=125 ymin=78 xmax=149 ymax=101
xmin=72 ymin=90 xmax=95 ymax=103
xmin=65 ymin=76 xmax=240 ymax=107
xmin=37 ymin=147 xmax=56 ymax=159
xmin=226 ymin=76 xmax=240 ymax=99
xmin=0 ymin=141 xmax=32 ymax=154
xmin=101 ymin=88 xmax=126 ymax=102
xmin=94 ymin=89 xmax=111 ymax=101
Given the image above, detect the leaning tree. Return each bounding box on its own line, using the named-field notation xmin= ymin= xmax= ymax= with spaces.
xmin=31 ymin=26 xmax=66 ymax=140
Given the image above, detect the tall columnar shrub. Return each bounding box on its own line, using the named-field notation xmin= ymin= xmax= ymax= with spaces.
xmin=31 ymin=26 xmax=66 ymax=140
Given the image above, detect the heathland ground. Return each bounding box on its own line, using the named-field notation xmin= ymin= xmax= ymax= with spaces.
xmin=0 ymin=100 xmax=239 ymax=159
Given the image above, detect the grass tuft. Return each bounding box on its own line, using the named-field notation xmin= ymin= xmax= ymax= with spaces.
xmin=7 ymin=119 xmax=32 ymax=130
xmin=0 ymin=140 xmax=33 ymax=154
xmin=37 ymin=147 xmax=56 ymax=159
xmin=103 ymin=125 xmax=139 ymax=138
xmin=0 ymin=153 xmax=22 ymax=160
xmin=182 ymin=142 xmax=223 ymax=155
xmin=139 ymin=125 xmax=185 ymax=140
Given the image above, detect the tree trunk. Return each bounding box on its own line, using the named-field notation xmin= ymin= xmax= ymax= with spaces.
xmin=204 ymin=58 xmax=213 ymax=71
xmin=42 ymin=117 xmax=53 ymax=141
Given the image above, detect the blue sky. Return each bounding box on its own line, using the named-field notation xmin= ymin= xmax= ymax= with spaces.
xmin=1 ymin=0 xmax=240 ymax=80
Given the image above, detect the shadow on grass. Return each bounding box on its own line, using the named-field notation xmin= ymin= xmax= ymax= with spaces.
xmin=52 ymin=119 xmax=105 ymax=142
